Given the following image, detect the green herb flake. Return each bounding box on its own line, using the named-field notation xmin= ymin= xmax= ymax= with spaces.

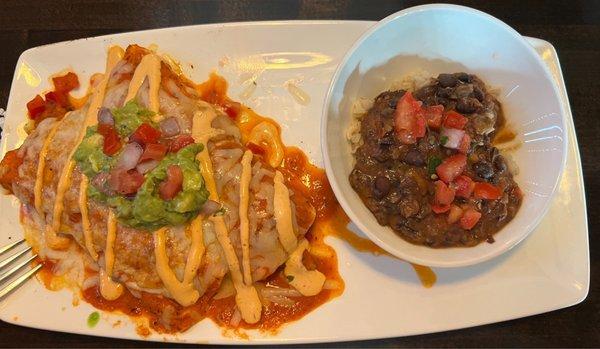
xmin=87 ymin=311 xmax=100 ymax=328
xmin=427 ymin=156 xmax=442 ymax=175
xmin=286 ymin=275 xmax=295 ymax=283
xmin=440 ymin=135 xmax=449 ymax=146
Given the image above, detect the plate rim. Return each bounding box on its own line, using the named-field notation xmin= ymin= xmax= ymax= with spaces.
xmin=0 ymin=20 xmax=589 ymax=345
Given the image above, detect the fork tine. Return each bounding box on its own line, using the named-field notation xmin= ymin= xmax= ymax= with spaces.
xmin=0 ymin=239 xmax=25 ymax=255
xmin=0 ymin=263 xmax=42 ymax=299
xmin=0 ymin=254 xmax=38 ymax=284
xmin=0 ymin=246 xmax=32 ymax=270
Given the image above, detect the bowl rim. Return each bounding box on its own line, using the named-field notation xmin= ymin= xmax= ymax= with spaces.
xmin=320 ymin=3 xmax=569 ymax=267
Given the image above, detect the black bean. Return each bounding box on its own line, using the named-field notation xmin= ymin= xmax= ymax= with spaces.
xmin=456 ymin=97 xmax=482 ymax=114
xmin=435 ymin=96 xmax=450 ymax=107
xmin=438 ymin=73 xmax=458 ymax=88
xmin=473 ymin=161 xmax=495 ymax=179
xmin=415 ymin=85 xmax=436 ymax=101
xmin=374 ymin=151 xmax=389 ymax=162
xmin=373 ymin=176 xmax=391 ymax=199
xmin=403 ymin=149 xmax=425 ymax=166
xmin=399 ymin=198 xmax=420 ymax=218
xmin=493 ymin=155 xmax=508 ymax=172
xmin=437 ymin=87 xmax=454 ymax=98
xmin=454 ymin=84 xmax=474 ymax=98
xmin=389 ymin=214 xmax=406 ymax=232
xmin=455 ymin=72 xmax=472 ymax=82
xmin=473 ymin=85 xmax=485 ymax=101
xmin=423 ymin=96 xmax=438 ymax=106
xmin=378 ymin=134 xmax=395 ymax=146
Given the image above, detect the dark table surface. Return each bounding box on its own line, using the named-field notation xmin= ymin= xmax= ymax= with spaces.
xmin=0 ymin=0 xmax=598 ymax=347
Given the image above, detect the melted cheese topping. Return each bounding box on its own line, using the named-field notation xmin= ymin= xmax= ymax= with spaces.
xmin=284 ymin=239 xmax=325 ymax=296
xmin=78 ymin=176 xmax=98 ymax=261
xmin=273 ymin=171 xmax=297 ymax=253
xmin=34 ymin=119 xmax=63 ymax=218
xmin=46 ymin=46 xmax=125 ymax=251
xmin=153 ymin=217 xmax=205 ymax=306
xmin=78 ymin=46 xmax=124 ymax=260
xmin=99 ymin=211 xmax=123 ymax=300
xmin=191 ymin=105 xmax=262 ymax=324
xmin=86 ymin=46 xmax=125 ymax=125
xmin=239 ymin=150 xmax=253 ymax=286
xmin=247 ymin=121 xmax=284 ymax=168
xmin=125 ymin=53 xmax=162 ymax=117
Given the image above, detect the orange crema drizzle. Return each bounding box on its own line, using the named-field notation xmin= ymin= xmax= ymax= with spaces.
xmin=196 ymin=73 xmax=436 ymax=289
xmin=29 ymin=50 xmax=436 ymax=335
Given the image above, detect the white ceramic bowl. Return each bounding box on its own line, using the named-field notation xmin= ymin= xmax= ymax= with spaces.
xmin=322 ymin=4 xmax=567 ymax=267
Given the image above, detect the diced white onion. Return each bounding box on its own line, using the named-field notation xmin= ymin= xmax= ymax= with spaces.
xmin=159 ymin=117 xmax=180 ymax=137
xmin=82 ymin=275 xmax=99 ymax=290
xmin=116 ymin=142 xmax=143 ymax=170
xmin=97 ymin=107 xmax=114 ymax=125
xmin=200 ymin=199 xmax=221 ymax=216
xmin=136 ymin=159 xmax=159 ymax=174
xmin=441 ymin=128 xmax=465 ymax=149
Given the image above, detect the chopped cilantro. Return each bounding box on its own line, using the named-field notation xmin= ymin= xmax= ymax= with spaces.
xmin=87 ymin=311 xmax=100 ymax=328
xmin=427 ymin=156 xmax=442 ymax=175
xmin=286 ymin=275 xmax=295 ymax=282
xmin=440 ymin=135 xmax=449 ymax=146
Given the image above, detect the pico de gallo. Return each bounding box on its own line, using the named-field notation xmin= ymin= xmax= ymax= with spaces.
xmin=349 ymin=72 xmax=522 ymax=247
xmin=73 ymin=100 xmax=209 ymax=230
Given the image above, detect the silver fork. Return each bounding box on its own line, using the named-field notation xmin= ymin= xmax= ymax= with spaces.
xmin=0 ymin=239 xmax=42 ymax=299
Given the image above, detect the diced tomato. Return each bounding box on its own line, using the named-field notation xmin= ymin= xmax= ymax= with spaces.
xmin=452 ymin=175 xmax=475 ymax=198
xmin=0 ymin=149 xmax=23 ymax=193
xmin=111 ymin=169 xmax=145 ymax=195
xmin=52 ymin=72 xmax=79 ymax=93
xmin=436 ymin=154 xmax=467 ymax=183
xmin=139 ymin=143 xmax=167 ymax=162
xmin=98 ymin=123 xmax=122 ymax=156
xmin=44 ymin=91 xmax=69 ymax=108
xmin=423 ymin=105 xmax=444 ymax=129
xmin=130 ymin=123 xmax=161 ymax=145
xmin=447 ymin=205 xmax=464 ymax=224
xmin=26 ymin=95 xmax=46 ymax=119
xmin=460 ymin=208 xmax=482 ymax=230
xmin=431 ymin=204 xmax=451 ymax=214
xmin=168 ymin=134 xmax=195 ymax=153
xmin=443 ymin=111 xmax=468 ymax=129
xmin=246 ymin=142 xmax=266 ymax=155
xmin=434 ymin=180 xmax=455 ymax=206
xmin=394 ymin=91 xmax=426 ymax=144
xmin=224 ymin=101 xmax=242 ymax=119
xmin=473 ymin=182 xmax=502 ymax=200
xmin=159 ymin=165 xmax=183 ymax=200
xmin=458 ymin=133 xmax=471 ymax=154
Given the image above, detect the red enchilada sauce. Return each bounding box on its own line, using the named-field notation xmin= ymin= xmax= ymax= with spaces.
xmin=30 ymin=72 xmax=435 ymax=336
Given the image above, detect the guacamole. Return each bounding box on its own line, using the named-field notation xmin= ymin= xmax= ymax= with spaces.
xmin=73 ymin=101 xmax=209 ymax=231
xmin=110 ymin=144 xmax=209 ymax=230
xmin=111 ymin=100 xmax=156 ymax=137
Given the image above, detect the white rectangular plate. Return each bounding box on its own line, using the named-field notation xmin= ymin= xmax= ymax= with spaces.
xmin=0 ymin=21 xmax=589 ymax=345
